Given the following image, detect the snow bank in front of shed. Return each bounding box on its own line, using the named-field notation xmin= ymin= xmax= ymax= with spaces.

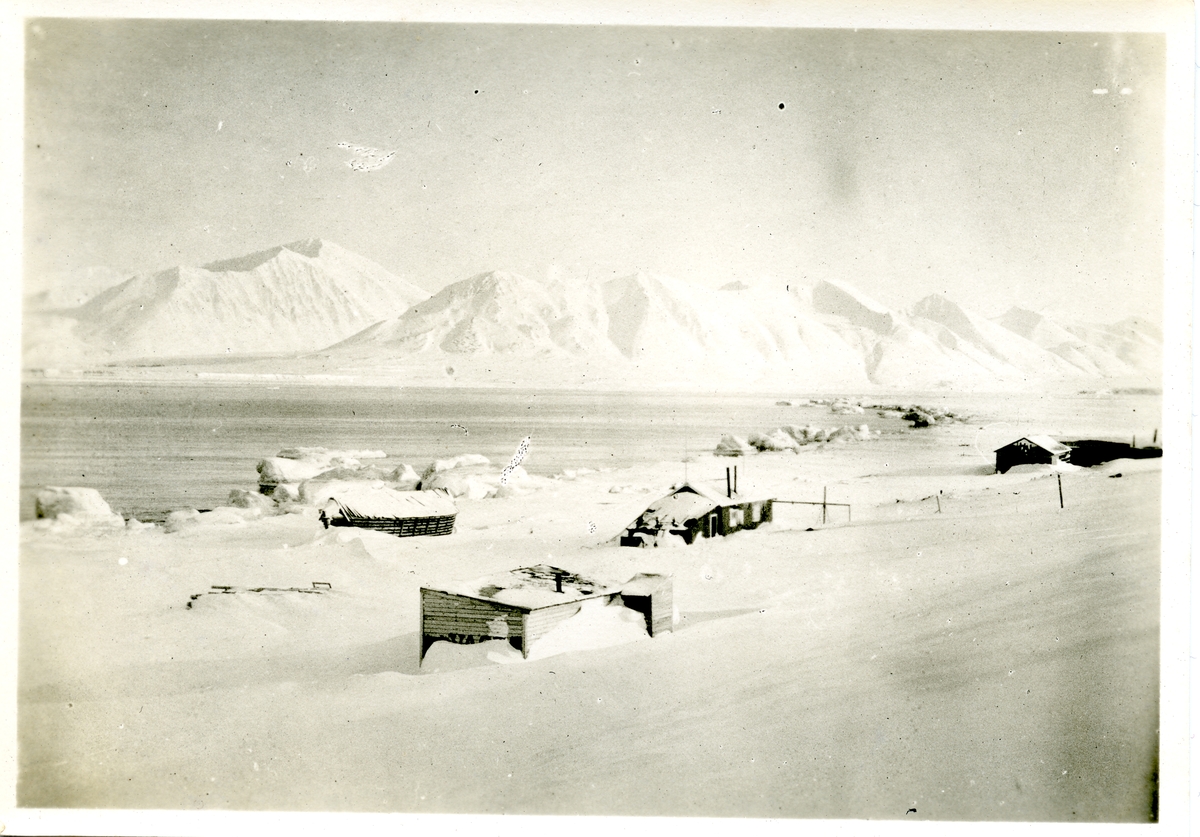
xmin=523 ymin=598 xmax=651 ymax=661
xmin=420 ymin=599 xmax=651 ymax=670
xmin=1003 ymin=461 xmax=1084 ymax=476
xmin=420 ymin=639 xmax=524 ymax=672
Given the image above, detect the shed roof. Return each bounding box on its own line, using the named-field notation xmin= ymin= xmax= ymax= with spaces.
xmin=324 ymin=485 xmax=456 ymax=519
xmin=425 ymin=564 xmax=622 ymax=611
xmin=621 ymin=572 xmax=672 ymax=597
xmin=641 ymin=489 xmax=721 ymax=526
xmin=995 ymin=435 xmax=1071 ymax=455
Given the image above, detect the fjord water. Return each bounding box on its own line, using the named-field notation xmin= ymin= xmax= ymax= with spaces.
xmin=19 ymin=380 xmax=1160 ymax=521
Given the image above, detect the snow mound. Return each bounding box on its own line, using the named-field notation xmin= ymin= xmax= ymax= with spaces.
xmin=415 ymin=453 xmax=545 ymax=499
xmin=228 ymin=489 xmax=279 ymax=514
xmin=524 ymin=598 xmax=651 ymax=660
xmin=421 ymin=454 xmax=491 ymax=482
xmin=748 ymin=429 xmax=800 ymax=452
xmin=420 ymin=639 xmax=526 ymax=672
xmin=258 ymin=448 xmax=385 ymax=485
xmin=164 ymin=506 xmax=268 ymax=532
xmin=34 ymin=487 xmax=125 ymax=529
xmin=714 ymin=435 xmax=754 ymax=456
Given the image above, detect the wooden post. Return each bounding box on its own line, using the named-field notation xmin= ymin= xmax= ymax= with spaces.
xmin=822 ymin=486 xmax=827 ymax=524
xmin=726 ymin=468 xmax=731 ymax=498
xmin=1132 ymin=434 xmax=1136 ymax=449
xmin=734 ymin=465 xmax=738 ymax=495
xmin=936 ymin=493 xmax=942 ymax=513
xmin=1057 ymin=473 xmax=1064 ymax=509
xmin=1153 ymin=428 xmax=1158 ymax=445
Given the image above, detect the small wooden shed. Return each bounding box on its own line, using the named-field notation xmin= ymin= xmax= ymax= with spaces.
xmin=620 ymin=482 xmax=773 ymax=547
xmin=420 ymin=564 xmax=673 ymax=661
xmin=319 ymin=485 xmax=456 ymax=537
xmin=994 ymin=436 xmax=1072 ymax=474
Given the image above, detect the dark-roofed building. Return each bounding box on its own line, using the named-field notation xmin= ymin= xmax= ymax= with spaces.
xmin=318 ymin=485 xmax=456 ymax=537
xmin=419 ymin=564 xmax=673 ymax=661
xmin=619 ymin=482 xmax=773 ymax=547
xmin=994 ymin=436 xmax=1072 ymax=474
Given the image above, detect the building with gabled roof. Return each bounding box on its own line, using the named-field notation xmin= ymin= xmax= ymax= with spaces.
xmin=994 ymin=436 xmax=1072 ymax=474
xmin=619 ymin=481 xmax=774 ymax=547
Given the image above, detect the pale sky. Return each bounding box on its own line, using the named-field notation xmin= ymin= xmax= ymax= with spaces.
xmin=24 ymin=20 xmax=1165 ymax=321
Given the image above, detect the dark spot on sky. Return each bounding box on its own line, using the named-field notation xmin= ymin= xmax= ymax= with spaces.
xmin=474 ymin=89 xmax=479 ymax=94
xmin=779 ymin=102 xmax=785 ymax=109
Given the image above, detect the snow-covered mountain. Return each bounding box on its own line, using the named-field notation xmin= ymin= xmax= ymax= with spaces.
xmin=23 ymin=239 xmax=430 ymax=366
xmin=22 ymin=240 xmax=1161 ymax=390
xmin=318 ymin=268 xmax=1161 ymax=390
xmin=24 ymin=265 xmax=129 ymax=312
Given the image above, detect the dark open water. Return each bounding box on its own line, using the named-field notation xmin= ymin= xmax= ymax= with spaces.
xmin=19 ymin=381 xmax=1159 ymax=522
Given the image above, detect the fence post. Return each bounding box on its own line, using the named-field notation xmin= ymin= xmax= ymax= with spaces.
xmin=822 ymin=486 xmax=827 ymax=524
xmin=1057 ymin=473 xmax=1064 ymax=509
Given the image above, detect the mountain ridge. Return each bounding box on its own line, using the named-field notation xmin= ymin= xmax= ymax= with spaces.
xmin=22 ymin=241 xmax=1162 ymax=391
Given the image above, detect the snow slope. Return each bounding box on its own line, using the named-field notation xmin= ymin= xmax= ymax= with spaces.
xmin=994 ymin=307 xmax=1158 ymax=379
xmin=332 ymin=270 xmax=616 ymax=358
xmin=17 ymin=419 xmax=1161 ymax=820
xmin=23 ymin=239 xmax=429 ymax=366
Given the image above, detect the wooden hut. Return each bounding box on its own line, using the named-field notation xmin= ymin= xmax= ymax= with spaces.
xmin=620 ymin=573 xmax=674 ymax=637
xmin=420 ymin=564 xmax=673 ymax=661
xmin=994 ymin=436 xmax=1072 ymax=474
xmin=318 ymin=485 xmax=456 ymax=537
xmin=619 ymin=482 xmax=773 ymax=547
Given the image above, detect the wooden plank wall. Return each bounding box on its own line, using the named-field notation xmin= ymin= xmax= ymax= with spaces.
xmin=622 ymin=582 xmax=674 ymax=637
xmin=339 ymin=514 xmax=455 ymax=537
xmin=648 ymin=583 xmax=673 ymax=636
xmin=420 ymin=589 xmax=525 ymax=659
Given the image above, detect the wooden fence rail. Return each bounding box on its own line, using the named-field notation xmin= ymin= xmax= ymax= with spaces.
xmin=774 ymin=499 xmax=852 ymax=523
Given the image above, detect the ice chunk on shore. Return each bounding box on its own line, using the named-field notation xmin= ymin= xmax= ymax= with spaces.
xmin=228 ymin=489 xmax=279 ymax=514
xmin=276 ymin=447 xmax=385 ymax=461
xmin=421 ymin=454 xmax=491 ymax=482
xmin=34 ymin=487 xmax=125 ymax=528
xmin=749 ymin=429 xmax=800 ymax=452
xmin=714 ymin=434 xmax=753 ymax=456
xmin=257 ymin=457 xmax=331 ymax=485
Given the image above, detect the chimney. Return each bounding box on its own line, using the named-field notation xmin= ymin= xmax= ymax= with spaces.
xmin=554 ymin=572 xmax=564 ymax=593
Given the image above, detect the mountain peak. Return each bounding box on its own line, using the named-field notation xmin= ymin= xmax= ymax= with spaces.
xmin=282 ymin=238 xmax=329 ymax=258
xmin=812 ymin=279 xmax=895 ymax=334
xmin=198 ymin=238 xmax=338 ymax=272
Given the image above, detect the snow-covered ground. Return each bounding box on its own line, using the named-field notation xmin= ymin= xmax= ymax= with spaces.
xmin=16 ymin=420 xmax=1163 ymax=821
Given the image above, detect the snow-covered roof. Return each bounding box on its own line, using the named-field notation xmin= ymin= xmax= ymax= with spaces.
xmin=621 ymin=573 xmax=672 ymax=597
xmin=995 ymin=436 xmax=1071 ymax=455
xmin=640 ymin=489 xmax=721 ymax=526
xmin=426 ymin=564 xmax=622 ymax=611
xmin=674 ymin=482 xmax=773 ymax=506
xmin=630 ymin=483 xmax=774 ymax=529
xmin=324 ymin=486 xmax=456 ymax=519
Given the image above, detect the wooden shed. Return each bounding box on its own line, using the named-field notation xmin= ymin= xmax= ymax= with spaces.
xmin=420 ymin=564 xmax=673 ymax=661
xmin=619 ymin=482 xmax=773 ymax=547
xmin=994 ymin=436 xmax=1072 ymax=474
xmin=318 ymin=485 xmax=456 ymax=537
